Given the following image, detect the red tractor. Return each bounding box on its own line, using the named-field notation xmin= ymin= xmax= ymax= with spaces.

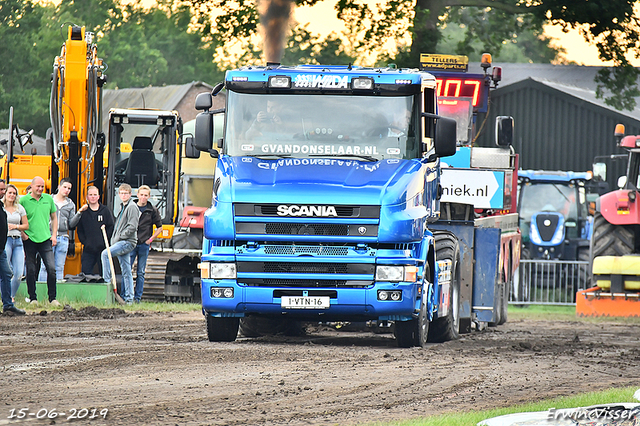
xmin=579 ymin=124 xmax=640 ymax=317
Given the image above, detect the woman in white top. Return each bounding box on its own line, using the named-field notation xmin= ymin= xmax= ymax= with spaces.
xmin=3 ymin=184 xmax=28 ymax=301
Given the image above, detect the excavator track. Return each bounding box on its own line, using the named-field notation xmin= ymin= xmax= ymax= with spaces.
xmin=137 ymin=250 xmax=200 ymax=302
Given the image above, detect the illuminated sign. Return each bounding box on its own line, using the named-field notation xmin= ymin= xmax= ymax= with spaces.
xmin=420 ymin=54 xmax=469 ymax=72
xmin=435 ymin=76 xmax=487 ymax=111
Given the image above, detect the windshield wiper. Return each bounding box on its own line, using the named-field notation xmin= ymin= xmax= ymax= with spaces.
xmin=309 ymin=154 xmax=379 ymax=162
xmin=247 ymin=154 xmax=292 ymax=159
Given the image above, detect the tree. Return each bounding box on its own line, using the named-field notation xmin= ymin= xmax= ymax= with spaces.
xmin=0 ymin=0 xmax=224 ymax=136
xmin=195 ymin=0 xmax=640 ymax=110
xmin=0 ymin=0 xmax=58 ymax=136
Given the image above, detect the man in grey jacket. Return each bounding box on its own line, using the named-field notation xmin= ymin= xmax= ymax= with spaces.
xmin=101 ymin=184 xmax=140 ymax=304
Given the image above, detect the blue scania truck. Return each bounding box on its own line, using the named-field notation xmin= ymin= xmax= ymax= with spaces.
xmin=191 ymin=63 xmax=496 ymax=347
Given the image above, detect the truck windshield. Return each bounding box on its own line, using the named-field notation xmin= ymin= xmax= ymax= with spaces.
xmin=225 ymin=92 xmax=418 ymax=161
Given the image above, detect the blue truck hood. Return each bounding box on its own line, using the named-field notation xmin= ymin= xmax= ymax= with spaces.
xmin=215 ymin=156 xmax=425 ymax=206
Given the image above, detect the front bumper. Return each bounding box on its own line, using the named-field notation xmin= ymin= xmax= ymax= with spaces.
xmin=201 ymin=279 xmax=420 ymax=321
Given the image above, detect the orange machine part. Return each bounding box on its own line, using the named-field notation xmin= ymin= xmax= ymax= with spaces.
xmin=576 ymin=287 xmax=640 ymax=317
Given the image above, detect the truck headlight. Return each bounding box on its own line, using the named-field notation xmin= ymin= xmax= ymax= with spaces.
xmin=375 ymin=265 xmax=417 ymax=282
xmin=199 ymin=262 xmax=237 ymax=279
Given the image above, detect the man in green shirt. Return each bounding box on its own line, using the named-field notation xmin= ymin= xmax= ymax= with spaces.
xmin=19 ymin=176 xmax=59 ymax=306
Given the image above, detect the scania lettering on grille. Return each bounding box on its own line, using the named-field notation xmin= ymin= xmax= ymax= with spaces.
xmin=277 ymin=205 xmax=338 ymax=217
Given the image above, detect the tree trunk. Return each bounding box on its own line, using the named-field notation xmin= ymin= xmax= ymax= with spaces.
xmin=409 ymin=0 xmax=445 ymax=65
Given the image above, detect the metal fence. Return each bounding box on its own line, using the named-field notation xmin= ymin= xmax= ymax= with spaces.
xmin=509 ymin=259 xmax=590 ymax=305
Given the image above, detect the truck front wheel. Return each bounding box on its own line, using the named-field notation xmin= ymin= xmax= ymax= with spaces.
xmin=206 ymin=315 xmax=239 ymax=342
xmin=394 ymin=294 xmax=430 ymax=348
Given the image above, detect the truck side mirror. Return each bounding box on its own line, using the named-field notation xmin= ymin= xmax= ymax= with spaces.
xmin=184 ymin=136 xmax=200 ymax=159
xmin=195 ymin=93 xmax=212 ymax=111
xmin=434 ymin=117 xmax=457 ymax=158
xmin=495 ymin=116 xmax=514 ymax=146
xmin=194 ymin=112 xmax=213 ymax=152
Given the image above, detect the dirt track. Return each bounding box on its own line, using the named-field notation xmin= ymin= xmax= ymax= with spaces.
xmin=1 ymin=307 xmax=639 ymax=426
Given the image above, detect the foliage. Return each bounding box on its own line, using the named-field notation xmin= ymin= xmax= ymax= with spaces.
xmin=281 ymin=25 xmax=354 ymax=65
xmin=0 ymin=0 xmax=224 ymax=137
xmin=0 ymin=0 xmax=58 ymax=136
xmin=195 ymin=0 xmax=640 ymax=110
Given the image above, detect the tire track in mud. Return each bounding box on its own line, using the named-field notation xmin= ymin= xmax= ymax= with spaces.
xmin=1 ymin=311 xmax=640 ymax=425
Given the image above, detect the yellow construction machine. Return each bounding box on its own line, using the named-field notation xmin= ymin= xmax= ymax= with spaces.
xmin=3 ymin=25 xmax=208 ymax=298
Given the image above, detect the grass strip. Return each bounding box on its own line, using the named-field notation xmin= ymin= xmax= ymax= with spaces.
xmin=369 ymin=386 xmax=639 ymax=426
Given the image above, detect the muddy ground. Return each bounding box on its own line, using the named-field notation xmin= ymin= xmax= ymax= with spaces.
xmin=1 ymin=307 xmax=639 ymax=426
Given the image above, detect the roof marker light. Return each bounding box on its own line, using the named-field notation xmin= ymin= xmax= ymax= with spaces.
xmin=352 ymin=77 xmax=374 ymax=90
xmin=268 ymin=76 xmax=291 ymax=88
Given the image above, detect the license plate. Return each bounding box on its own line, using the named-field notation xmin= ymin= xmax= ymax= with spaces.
xmin=281 ymin=296 xmax=330 ymax=309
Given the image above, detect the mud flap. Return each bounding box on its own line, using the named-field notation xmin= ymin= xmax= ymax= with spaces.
xmin=472 ymin=227 xmax=501 ymax=323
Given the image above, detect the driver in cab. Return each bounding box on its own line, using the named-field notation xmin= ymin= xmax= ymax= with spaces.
xmin=246 ymin=100 xmax=284 ymax=138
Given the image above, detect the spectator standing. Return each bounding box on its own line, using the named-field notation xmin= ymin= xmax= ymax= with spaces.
xmin=130 ymin=185 xmax=162 ymax=303
xmin=19 ymin=176 xmax=59 ymax=306
xmin=101 ymin=184 xmax=139 ymax=304
xmin=0 ymin=179 xmax=26 ymax=315
xmin=39 ymin=178 xmax=78 ymax=281
xmin=3 ymin=184 xmax=28 ymax=301
xmin=72 ymin=186 xmax=114 ymax=275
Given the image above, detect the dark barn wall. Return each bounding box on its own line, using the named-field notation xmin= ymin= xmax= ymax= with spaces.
xmin=474 ymin=79 xmax=640 ymax=185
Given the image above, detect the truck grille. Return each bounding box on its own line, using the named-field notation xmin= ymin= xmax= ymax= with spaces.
xmin=266 ymin=223 xmax=346 ymax=236
xmin=244 ymin=279 xmax=372 ymax=288
xmin=263 ymin=245 xmax=349 ymax=256
xmin=236 ymin=203 xmax=380 ymax=218
xmin=237 ymin=261 xmax=374 ymax=288
xmin=238 ymin=262 xmax=373 ymax=274
xmin=237 ymin=223 xmax=378 ymax=237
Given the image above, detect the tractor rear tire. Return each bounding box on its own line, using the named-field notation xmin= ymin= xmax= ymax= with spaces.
xmin=591 ymin=213 xmax=634 ymax=258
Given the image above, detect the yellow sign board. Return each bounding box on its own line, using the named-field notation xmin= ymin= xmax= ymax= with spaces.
xmin=420 ymin=54 xmax=469 ymax=72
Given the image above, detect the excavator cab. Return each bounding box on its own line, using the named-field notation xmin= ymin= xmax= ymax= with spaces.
xmin=105 ymin=108 xmax=182 ymax=240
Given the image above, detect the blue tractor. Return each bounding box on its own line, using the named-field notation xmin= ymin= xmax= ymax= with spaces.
xmin=514 ymin=170 xmax=593 ymax=302
xmin=518 ymin=170 xmax=593 ymax=261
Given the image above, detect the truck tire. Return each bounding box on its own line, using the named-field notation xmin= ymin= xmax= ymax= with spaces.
xmin=239 ymin=316 xmax=305 ymax=337
xmin=394 ymin=295 xmax=429 ymax=348
xmin=497 ymin=279 xmax=508 ymax=325
xmin=489 ymin=283 xmax=502 ymax=327
xmin=394 ymin=264 xmax=432 ymax=348
xmin=591 ymin=212 xmax=634 ymax=258
xmin=512 ymin=248 xmax=530 ymax=305
xmin=206 ymin=315 xmax=239 ymax=342
xmin=428 ymin=232 xmax=461 ymax=342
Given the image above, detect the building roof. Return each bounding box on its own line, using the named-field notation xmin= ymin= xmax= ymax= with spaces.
xmin=101 ymin=81 xmax=213 ymax=131
xmin=469 ymin=62 xmax=640 ymax=121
